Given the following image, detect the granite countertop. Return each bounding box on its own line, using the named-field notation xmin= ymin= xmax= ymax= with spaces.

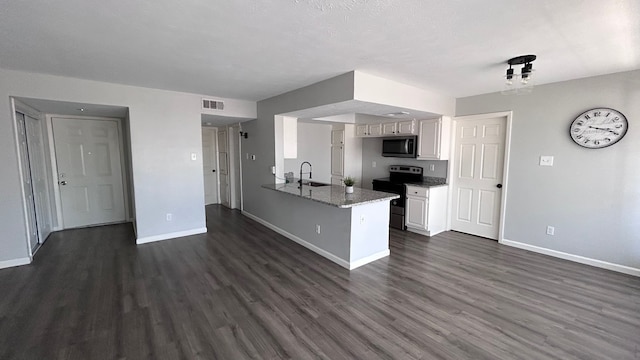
xmin=262 ymin=182 xmax=399 ymax=208
xmin=405 ymin=176 xmax=449 ymax=188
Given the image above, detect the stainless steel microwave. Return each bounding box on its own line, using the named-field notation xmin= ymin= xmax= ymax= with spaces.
xmin=382 ymin=136 xmax=417 ymax=158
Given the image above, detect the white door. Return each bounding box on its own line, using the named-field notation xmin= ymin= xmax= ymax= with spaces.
xmin=15 ymin=112 xmax=40 ymax=254
xmin=202 ymin=127 xmax=219 ymax=205
xmin=451 ymin=116 xmax=506 ymax=239
xmin=52 ymin=117 xmax=126 ymax=228
xmin=331 ymin=145 xmax=344 ymax=176
xmin=25 ymin=114 xmax=53 ymax=243
xmin=217 ymin=130 xmax=230 ymax=208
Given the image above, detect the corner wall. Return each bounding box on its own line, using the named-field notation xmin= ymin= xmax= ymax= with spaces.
xmin=456 ymin=70 xmax=640 ymax=270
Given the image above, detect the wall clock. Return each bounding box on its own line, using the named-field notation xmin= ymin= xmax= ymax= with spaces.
xmin=570 ymin=107 xmax=628 ymax=149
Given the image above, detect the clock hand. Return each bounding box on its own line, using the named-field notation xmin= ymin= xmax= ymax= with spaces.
xmin=588 ymin=126 xmax=619 ymax=135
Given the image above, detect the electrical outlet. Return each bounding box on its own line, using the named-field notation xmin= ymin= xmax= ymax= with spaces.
xmin=316 ymin=224 xmax=321 ymax=234
xmin=546 ymin=226 xmax=555 ymax=235
xmin=360 ymin=215 xmax=365 ymax=224
xmin=251 ymin=154 xmax=256 ymax=160
xmin=270 ymin=165 xmax=276 ymax=174
xmin=191 ymin=153 xmax=197 ymax=161
xmin=166 ymin=213 xmax=172 ymax=221
xmin=429 ymin=164 xmax=435 ymax=171
xmin=372 ymin=161 xmax=377 ymax=168
xmin=540 ymin=156 xmax=554 ymax=166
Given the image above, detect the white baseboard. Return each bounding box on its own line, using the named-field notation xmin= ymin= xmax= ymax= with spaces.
xmin=243 ymin=211 xmax=355 ymax=269
xmin=136 ymin=227 xmax=207 ymax=245
xmin=501 ymin=238 xmax=640 ymax=277
xmin=0 ymin=257 xmax=31 ymax=270
xmin=350 ymin=250 xmax=390 ymax=270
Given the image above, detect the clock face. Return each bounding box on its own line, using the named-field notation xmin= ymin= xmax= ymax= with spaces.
xmin=570 ymin=108 xmax=628 ymax=149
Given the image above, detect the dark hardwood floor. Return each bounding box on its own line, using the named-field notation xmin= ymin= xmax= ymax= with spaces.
xmin=1 ymin=205 xmax=639 ymax=359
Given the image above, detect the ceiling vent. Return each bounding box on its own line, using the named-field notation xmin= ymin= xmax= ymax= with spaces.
xmin=202 ymin=98 xmax=224 ymax=110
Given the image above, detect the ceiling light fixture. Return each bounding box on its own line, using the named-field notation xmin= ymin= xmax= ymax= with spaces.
xmin=502 ymin=54 xmax=536 ymax=95
xmin=77 ymin=108 xmax=85 ymax=112
xmin=384 ymin=111 xmax=410 ymax=117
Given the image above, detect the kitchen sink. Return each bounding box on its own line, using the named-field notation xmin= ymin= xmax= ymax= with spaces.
xmin=300 ymin=181 xmax=330 ymax=187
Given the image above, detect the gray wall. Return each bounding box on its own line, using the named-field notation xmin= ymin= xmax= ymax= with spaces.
xmin=361 ymin=137 xmax=448 ymax=189
xmin=284 ymin=122 xmax=332 ymax=183
xmin=456 ymin=70 xmax=640 ymax=269
xmin=0 ymin=68 xmax=255 ymax=263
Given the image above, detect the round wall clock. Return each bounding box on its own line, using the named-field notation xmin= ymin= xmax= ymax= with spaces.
xmin=570 ymin=107 xmax=628 ymax=149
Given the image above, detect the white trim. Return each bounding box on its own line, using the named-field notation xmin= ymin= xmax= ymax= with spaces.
xmin=448 ymin=111 xmax=513 ymax=242
xmin=501 ymin=238 xmax=640 ymax=277
xmin=136 ymin=227 xmax=207 ymax=245
xmin=0 ymin=257 xmax=31 ymax=270
xmin=349 ymin=250 xmax=390 ymax=270
xmin=242 ymin=211 xmax=352 ymax=269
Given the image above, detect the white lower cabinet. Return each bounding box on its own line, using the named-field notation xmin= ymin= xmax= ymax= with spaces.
xmin=405 ymin=185 xmax=448 ymax=236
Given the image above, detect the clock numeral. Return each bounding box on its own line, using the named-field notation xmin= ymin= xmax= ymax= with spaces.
xmin=612 ymin=117 xmax=620 ymax=122
xmin=584 ymin=114 xmax=591 ymax=120
xmin=572 ymin=128 xmax=580 ymax=132
xmin=583 ymin=139 xmax=590 ymax=144
xmin=593 ymin=111 xmax=601 ymax=117
xmin=605 ymin=138 xmax=611 ymax=142
xmin=576 ymin=135 xmax=583 ymax=139
xmin=615 ymin=124 xmax=622 ymax=129
xmin=606 ymin=112 xmax=611 ymax=117
xmin=594 ymin=140 xmax=600 ymax=145
xmin=576 ymin=121 xmax=584 ymax=126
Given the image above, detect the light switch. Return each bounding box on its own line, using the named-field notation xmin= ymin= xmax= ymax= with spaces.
xmin=191 ymin=153 xmax=197 ymax=161
xmin=539 ymin=156 xmax=554 ymax=166
xmin=251 ymin=154 xmax=256 ymax=160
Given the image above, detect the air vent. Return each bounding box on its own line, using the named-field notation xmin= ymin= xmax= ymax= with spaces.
xmin=202 ymin=98 xmax=224 ymax=110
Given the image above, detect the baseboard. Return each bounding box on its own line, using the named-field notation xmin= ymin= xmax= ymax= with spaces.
xmin=350 ymin=250 xmax=390 ymax=270
xmin=501 ymin=238 xmax=640 ymax=277
xmin=242 ymin=211 xmax=352 ymax=269
xmin=136 ymin=227 xmax=207 ymax=245
xmin=0 ymin=257 xmax=31 ymax=270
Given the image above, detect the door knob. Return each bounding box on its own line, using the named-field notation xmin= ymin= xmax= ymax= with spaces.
xmin=212 ymin=169 xmax=216 ymax=172
xmin=60 ymin=181 xmax=67 ymax=185
xmin=496 ymin=184 xmax=503 ymax=188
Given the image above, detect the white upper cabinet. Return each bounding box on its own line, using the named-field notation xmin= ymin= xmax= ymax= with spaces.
xmin=397 ymin=120 xmax=415 ymax=134
xmin=356 ymin=120 xmax=415 ymax=137
xmin=382 ymin=122 xmax=397 ymax=135
xmin=417 ymin=117 xmax=450 ymax=160
xmin=369 ymin=123 xmax=382 ymax=137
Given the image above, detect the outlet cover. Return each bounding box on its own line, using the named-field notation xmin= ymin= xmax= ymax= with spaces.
xmin=540 ymin=156 xmax=554 ymax=166
xmin=546 ymin=226 xmax=555 ymax=235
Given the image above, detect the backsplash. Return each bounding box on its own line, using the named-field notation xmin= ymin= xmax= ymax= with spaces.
xmin=361 ymin=137 xmax=448 ymax=189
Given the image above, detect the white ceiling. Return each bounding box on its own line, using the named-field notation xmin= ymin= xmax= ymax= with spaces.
xmin=1 ymin=0 xmax=638 ymax=101
xmin=16 ymin=97 xmax=128 ymax=118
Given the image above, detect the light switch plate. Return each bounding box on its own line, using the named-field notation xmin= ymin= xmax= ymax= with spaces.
xmin=191 ymin=153 xmax=197 ymax=161
xmin=540 ymin=156 xmax=554 ymax=166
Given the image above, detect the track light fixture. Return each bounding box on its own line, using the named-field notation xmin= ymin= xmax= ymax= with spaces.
xmin=239 ymin=131 xmax=248 ymax=139
xmin=502 ymin=54 xmax=536 ymax=95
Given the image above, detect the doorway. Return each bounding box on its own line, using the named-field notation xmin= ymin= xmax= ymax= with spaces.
xmin=450 ymin=113 xmax=511 ymax=240
xmin=202 ymin=127 xmax=219 ymax=205
xmin=51 ymin=117 xmax=127 ymax=228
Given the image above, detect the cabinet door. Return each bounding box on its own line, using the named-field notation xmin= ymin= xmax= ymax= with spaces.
xmin=417 ymin=119 xmax=441 ymax=159
xmin=331 ymin=129 xmax=345 ymax=145
xmin=369 ymin=123 xmax=382 ymax=137
xmin=355 ymin=124 xmax=368 ymax=137
xmin=331 ymin=145 xmax=344 ymax=176
xmin=397 ymin=120 xmax=415 ymax=134
xmin=382 ymin=122 xmax=397 ymax=135
xmin=406 ymin=196 xmax=428 ymax=229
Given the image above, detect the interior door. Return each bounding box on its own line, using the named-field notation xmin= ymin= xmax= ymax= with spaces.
xmin=15 ymin=112 xmax=39 ymax=254
xmin=52 ymin=117 xmax=126 ymax=228
xmin=451 ymin=116 xmax=506 ymax=239
xmin=217 ymin=130 xmax=230 ymax=208
xmin=202 ymin=127 xmax=219 ymax=205
xmin=25 ymin=114 xmax=53 ymax=243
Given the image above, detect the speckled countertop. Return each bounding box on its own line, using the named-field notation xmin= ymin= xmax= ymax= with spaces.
xmin=374 ymin=176 xmax=448 ymax=188
xmin=262 ymin=183 xmax=399 ymax=208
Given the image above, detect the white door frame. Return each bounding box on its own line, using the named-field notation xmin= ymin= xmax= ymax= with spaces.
xmin=447 ymin=111 xmax=513 ymax=243
xmin=46 ymin=114 xmax=131 ymax=229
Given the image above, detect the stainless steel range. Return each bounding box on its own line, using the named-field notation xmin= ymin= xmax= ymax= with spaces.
xmin=372 ymin=165 xmax=424 ymax=230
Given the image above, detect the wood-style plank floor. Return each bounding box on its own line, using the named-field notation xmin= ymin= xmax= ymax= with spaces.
xmin=1 ymin=205 xmax=639 ymax=359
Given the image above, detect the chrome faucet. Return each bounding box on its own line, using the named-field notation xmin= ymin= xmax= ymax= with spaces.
xmin=299 ymin=161 xmax=312 ymax=186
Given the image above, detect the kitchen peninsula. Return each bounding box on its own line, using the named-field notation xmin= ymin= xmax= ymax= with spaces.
xmin=257 ymin=182 xmax=399 ymax=270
